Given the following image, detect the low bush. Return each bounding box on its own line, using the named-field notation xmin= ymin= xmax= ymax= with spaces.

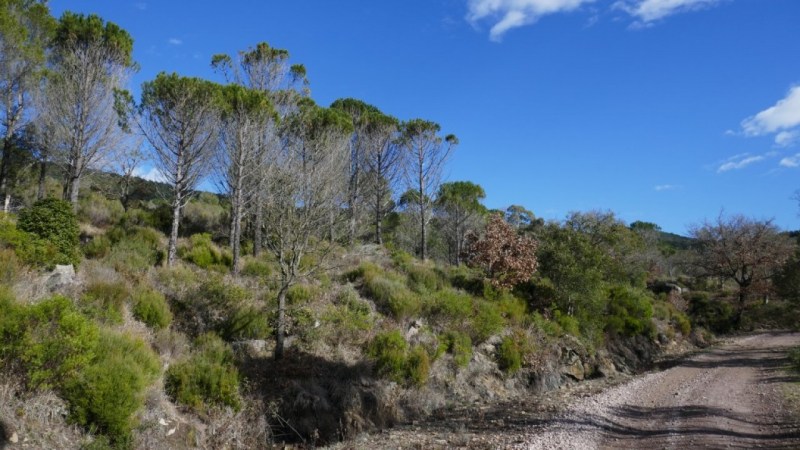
xmin=604 ymin=286 xmax=656 ymax=338
xmin=131 ymin=287 xmax=172 ymax=330
xmin=104 ymin=226 xmax=163 ymax=277
xmin=688 ymin=292 xmax=735 ymax=334
xmin=165 ymin=333 xmax=241 ymax=412
xmin=789 ymin=347 xmax=800 ymax=372
xmin=82 ymin=235 xmax=111 ymax=259
xmin=471 ymin=300 xmax=505 ymax=342
xmin=62 ymin=330 xmax=160 ymax=444
xmin=364 ymin=275 xmax=421 ymax=319
xmin=0 ymin=216 xmax=63 ymax=269
xmin=286 ymin=283 xmax=317 ymax=305
xmin=323 ymin=286 xmax=373 ymax=343
xmin=553 ymin=310 xmax=580 ymax=337
xmin=80 ymin=281 xmax=130 ymax=325
xmin=179 ymin=233 xmax=230 ymax=270
xmin=406 ymin=345 xmax=431 ymax=387
xmin=439 ymin=330 xmax=473 ymax=367
xmin=426 ymin=288 xmax=472 ymax=322
xmin=366 ymin=330 xmax=409 ymax=384
xmin=219 ymin=306 xmax=271 ymax=341
xmin=496 ymin=332 xmax=532 ymax=375
xmin=78 ymin=193 xmax=124 ymax=228
xmin=240 ymin=257 xmax=272 ymax=278
xmin=531 ymin=312 xmax=563 ymax=338
xmin=407 ymin=265 xmax=442 ymax=293
xmin=0 ymin=248 xmax=21 ymax=286
xmin=17 ymin=198 xmax=80 ymax=267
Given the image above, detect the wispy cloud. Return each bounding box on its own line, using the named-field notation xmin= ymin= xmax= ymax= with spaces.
xmin=716 ymin=153 xmax=766 ymax=173
xmin=133 ymin=2 xmax=147 ymax=11
xmin=780 ymin=154 xmax=800 ymax=168
xmin=614 ymin=0 xmax=726 ymax=25
xmin=654 ymin=184 xmax=680 ymax=191
xmin=740 ymin=86 xmax=800 ymax=147
xmin=168 ymin=38 xmax=183 ymax=46
xmin=466 ymin=0 xmax=594 ymax=42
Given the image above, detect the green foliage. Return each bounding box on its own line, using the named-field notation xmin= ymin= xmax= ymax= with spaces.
xmin=17 ymin=198 xmax=80 ymax=266
xmin=672 ymin=311 xmax=692 ymax=336
xmin=789 ymin=347 xmax=800 ymax=372
xmin=7 ymin=296 xmax=100 ymax=390
xmin=532 ymin=312 xmax=564 ymax=338
xmin=286 ymin=283 xmax=316 ymax=304
xmin=179 ymin=233 xmax=231 ymax=270
xmin=406 ymin=345 xmax=431 ymax=387
xmin=54 ymin=12 xmax=134 ymax=67
xmin=390 ymin=249 xmax=414 ymax=271
xmin=366 ymin=330 xmax=409 ymax=384
xmin=131 ymin=287 xmax=172 ymax=330
xmin=426 ymin=288 xmax=472 ymax=322
xmin=80 ymin=281 xmax=130 ymax=325
xmin=78 ymin=192 xmax=124 ymax=227
xmin=604 ymin=286 xmax=655 ymax=338
xmin=497 ymin=336 xmax=523 ymax=375
xmin=324 ymin=286 xmax=373 ymax=342
xmin=688 ymin=292 xmax=735 ymax=334
xmin=165 ymin=333 xmax=241 ymax=412
xmin=439 ymin=330 xmax=473 ymax=367
xmin=220 ymin=306 xmax=271 ymax=341
xmin=407 ymin=264 xmax=443 ymax=293
xmin=360 ymin=266 xmax=421 ymax=319
xmin=104 ymin=225 xmax=163 ymax=277
xmin=553 ymin=310 xmax=580 ymax=337
xmin=240 ymin=257 xmax=273 ymax=278
xmin=0 ymin=248 xmax=21 ymax=286
xmin=62 ymin=330 xmax=160 ymax=444
xmin=82 ymin=235 xmax=111 ymax=259
xmin=471 ymin=300 xmax=505 ymax=342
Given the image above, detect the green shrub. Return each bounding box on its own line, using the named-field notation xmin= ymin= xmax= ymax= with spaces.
xmin=532 ymin=312 xmax=561 ymax=337
xmin=0 ymin=248 xmax=21 ymax=286
xmin=439 ymin=330 xmax=473 ymax=368
xmin=80 ymin=281 xmax=130 ymax=325
xmin=324 ymin=286 xmax=373 ymax=342
xmin=132 ymin=288 xmax=172 ymax=330
xmin=17 ymin=198 xmax=80 ymax=266
xmin=365 ymin=276 xmax=421 ymax=319
xmin=427 ymin=288 xmax=473 ymax=322
xmin=63 ymin=330 xmax=160 ymax=444
xmin=240 ymin=257 xmax=272 ymax=277
xmin=220 ymin=306 xmax=271 ymax=341
xmin=605 ymin=286 xmax=656 ymax=338
xmin=471 ymin=300 xmax=505 ymax=342
xmin=78 ymin=193 xmax=124 ymax=228
xmin=498 ymin=293 xmax=528 ymax=326
xmin=407 ymin=265 xmax=442 ymax=293
xmin=672 ymin=311 xmax=692 ymax=336
xmin=688 ymin=292 xmax=734 ymax=334
xmin=366 ymin=330 xmax=409 ymax=384
xmin=554 ymin=310 xmax=580 ymax=337
xmin=82 ymin=235 xmax=111 ymax=259
xmin=179 ymin=233 xmax=230 ymax=270
xmin=15 ymin=296 xmax=100 ymax=390
xmin=165 ymin=333 xmax=241 ymax=412
xmin=0 ymin=216 xmax=61 ymax=269
xmin=497 ymin=336 xmax=522 ymax=374
xmin=104 ymin=226 xmax=163 ymax=277
xmin=287 ymin=284 xmax=316 ymax=304
xmin=406 ymin=345 xmax=431 ymax=386
xmin=390 ymin=249 xmax=414 ymax=270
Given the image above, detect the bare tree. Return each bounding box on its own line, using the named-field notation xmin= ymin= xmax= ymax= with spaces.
xmin=215 ymin=84 xmax=275 ymax=274
xmin=398 ymin=119 xmax=457 ymax=260
xmin=212 ymin=42 xmax=308 ymax=257
xmin=38 ymin=12 xmax=134 ymax=207
xmin=263 ymin=103 xmax=351 ymax=359
xmin=689 ymin=213 xmax=796 ymax=326
xmin=0 ymin=0 xmax=53 ymax=211
xmin=363 ymin=114 xmax=401 ymax=245
xmin=137 ymin=72 xmax=220 ymax=266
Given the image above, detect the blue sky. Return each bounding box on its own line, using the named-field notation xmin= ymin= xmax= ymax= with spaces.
xmin=49 ymin=0 xmax=800 ymax=235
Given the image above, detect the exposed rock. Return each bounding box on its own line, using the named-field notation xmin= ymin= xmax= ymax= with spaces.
xmin=560 ymin=350 xmax=585 ymax=381
xmin=594 ymin=350 xmax=618 ymax=378
xmin=9 ymin=432 xmax=18 ymax=443
xmin=45 ymin=264 xmax=76 ymax=291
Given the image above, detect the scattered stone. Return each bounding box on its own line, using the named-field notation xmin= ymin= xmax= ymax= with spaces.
xmin=9 ymin=432 xmax=18 ymax=443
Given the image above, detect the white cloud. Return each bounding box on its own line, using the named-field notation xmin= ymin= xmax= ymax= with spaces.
xmin=133 ymin=2 xmax=147 ymax=10
xmin=741 ymin=86 xmax=800 ymax=147
xmin=168 ymin=38 xmax=183 ymax=46
xmin=780 ymin=154 xmax=800 ymax=168
xmin=654 ymin=184 xmax=680 ymax=191
xmin=133 ymin=167 xmax=167 ymax=183
xmin=716 ymin=154 xmax=765 ymax=173
xmin=615 ymin=0 xmax=724 ymax=24
xmin=466 ymin=0 xmax=594 ymax=41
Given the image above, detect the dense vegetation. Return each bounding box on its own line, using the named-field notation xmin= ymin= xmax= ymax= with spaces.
xmin=1 ymin=1 xmax=799 ymax=448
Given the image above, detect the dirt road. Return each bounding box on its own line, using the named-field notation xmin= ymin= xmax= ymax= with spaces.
xmin=521 ymin=332 xmax=800 ymax=449
xmin=335 ymin=333 xmax=800 ymax=449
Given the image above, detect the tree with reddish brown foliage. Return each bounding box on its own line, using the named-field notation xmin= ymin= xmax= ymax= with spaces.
xmin=465 ymin=214 xmax=539 ymax=290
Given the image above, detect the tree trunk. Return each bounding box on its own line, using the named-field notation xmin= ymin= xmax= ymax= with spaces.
xmin=167 ymin=201 xmax=181 ymax=267
xmin=253 ymin=200 xmax=263 ymax=257
xmin=37 ymin=154 xmax=47 ymax=200
xmin=64 ymin=174 xmax=81 ymax=207
xmin=274 ymin=284 xmax=288 ymax=360
xmin=375 ymin=191 xmax=383 ymax=245
xmin=231 ymin=195 xmax=243 ymax=275
xmin=0 ymin=137 xmax=10 ymax=207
